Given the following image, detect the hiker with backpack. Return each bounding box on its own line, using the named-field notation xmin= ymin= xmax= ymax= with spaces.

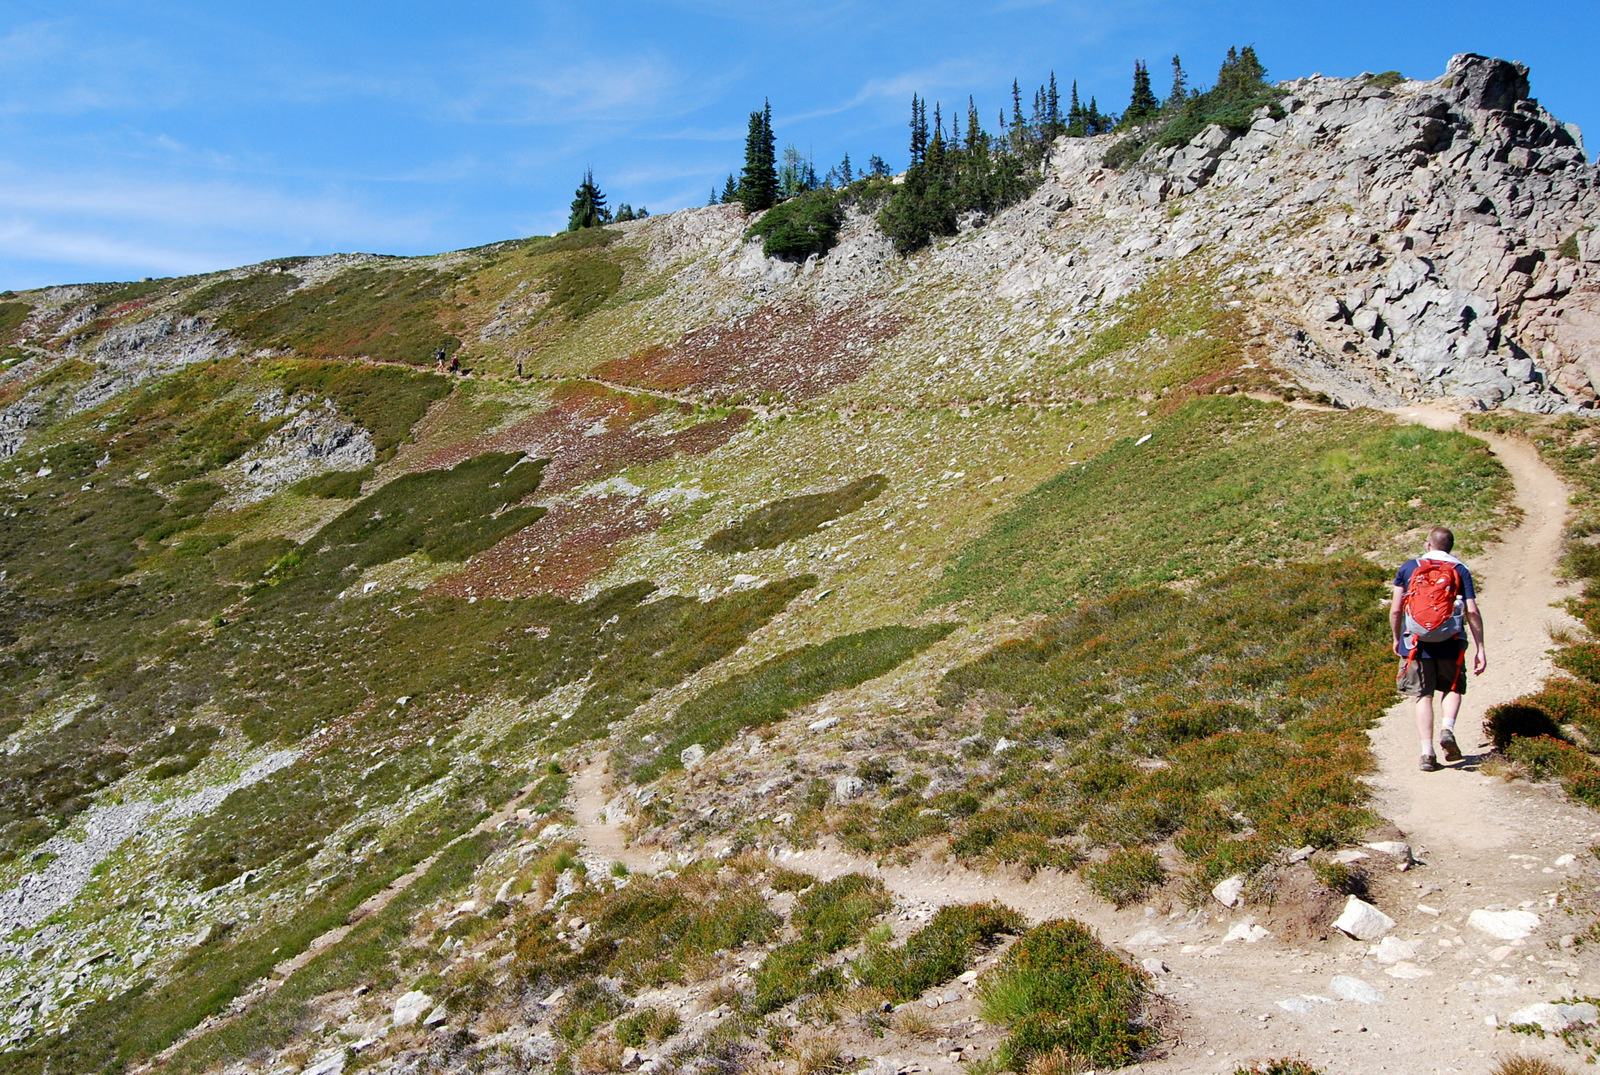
xmin=1392 ymin=526 xmax=1487 ymax=771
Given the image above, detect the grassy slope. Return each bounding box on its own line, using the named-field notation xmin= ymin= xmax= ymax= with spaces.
xmin=0 ymin=207 xmax=1527 ymax=1074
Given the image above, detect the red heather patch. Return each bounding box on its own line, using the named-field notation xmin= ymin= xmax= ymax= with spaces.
xmin=434 ymin=493 xmax=666 ymax=600
xmin=594 ymin=302 xmax=904 ymax=402
xmin=419 ymin=381 xmax=747 ymax=495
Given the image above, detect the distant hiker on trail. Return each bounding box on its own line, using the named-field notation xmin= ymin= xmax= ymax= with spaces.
xmin=448 ymin=355 xmax=461 ymax=374
xmin=435 ymin=348 xmax=447 ymax=373
xmin=1392 ymin=526 xmax=1487 ymax=772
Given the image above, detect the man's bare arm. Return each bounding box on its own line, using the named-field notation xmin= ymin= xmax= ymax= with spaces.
xmin=1390 ymin=585 xmax=1406 ymax=652
xmin=1465 ymin=597 xmax=1487 ymax=674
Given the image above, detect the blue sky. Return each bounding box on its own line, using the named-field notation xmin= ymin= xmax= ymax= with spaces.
xmin=0 ymin=1 xmax=1594 ymax=290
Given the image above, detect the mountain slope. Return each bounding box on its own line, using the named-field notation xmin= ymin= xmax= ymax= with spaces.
xmin=0 ymin=52 xmax=1596 ymax=1075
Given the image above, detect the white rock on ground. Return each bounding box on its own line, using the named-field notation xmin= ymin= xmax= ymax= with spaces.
xmin=1333 ymin=896 xmax=1396 ymax=941
xmin=1330 ymin=975 xmax=1384 ymax=1004
xmin=1211 ymin=875 xmax=1246 ymax=908
xmin=392 ymin=990 xmax=433 ymax=1027
xmin=1362 ymin=841 xmax=1415 ymax=863
xmin=1467 ymin=908 xmax=1540 ymax=940
xmin=1507 ymin=1001 xmax=1599 ymax=1031
xmin=300 ymin=1051 xmax=346 ymax=1075
xmin=1369 ymin=936 xmax=1419 ymax=964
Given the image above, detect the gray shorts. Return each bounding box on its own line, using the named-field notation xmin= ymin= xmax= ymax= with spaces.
xmin=1397 ymin=655 xmax=1467 ymax=697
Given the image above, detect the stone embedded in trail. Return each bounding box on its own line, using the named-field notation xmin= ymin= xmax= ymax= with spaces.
xmin=1333 ymin=896 xmax=1396 ymax=941
xmin=1127 ymin=928 xmax=1170 ymax=947
xmin=1141 ymin=957 xmax=1169 ymax=976
xmin=393 ymin=990 xmax=433 ymax=1026
xmin=1384 ymin=961 xmax=1433 ymax=979
xmin=1330 ymin=975 xmax=1384 ymax=1004
xmin=1467 ymin=908 xmax=1540 ymax=940
xmin=1211 ymin=875 xmax=1246 ymax=908
xmin=1369 ymin=936 xmax=1419 ymax=964
xmin=1362 ymin=841 xmax=1414 ymax=863
xmin=1506 ymin=1001 xmax=1598 ymax=1031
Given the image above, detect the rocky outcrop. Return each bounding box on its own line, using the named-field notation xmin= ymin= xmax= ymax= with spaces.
xmin=1110 ymin=52 xmax=1598 ymax=410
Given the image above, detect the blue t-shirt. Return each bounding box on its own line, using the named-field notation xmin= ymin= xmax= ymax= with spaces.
xmin=1393 ymin=557 xmax=1475 ymax=660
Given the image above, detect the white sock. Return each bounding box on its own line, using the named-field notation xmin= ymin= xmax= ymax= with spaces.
xmin=1421 ymin=737 xmax=1435 ymax=756
xmin=1442 ymin=716 xmax=1457 ymax=732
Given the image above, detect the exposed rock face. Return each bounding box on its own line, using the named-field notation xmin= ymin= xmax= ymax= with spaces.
xmin=1051 ymin=52 xmax=1598 ymax=410
xmin=69 ymin=315 xmax=235 ymax=414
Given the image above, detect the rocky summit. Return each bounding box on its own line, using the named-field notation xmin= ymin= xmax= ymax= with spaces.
xmin=1 ymin=52 xmax=1600 ymax=1075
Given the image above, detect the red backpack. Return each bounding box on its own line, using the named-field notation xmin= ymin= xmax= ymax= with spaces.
xmin=1403 ymin=559 xmax=1464 ymax=641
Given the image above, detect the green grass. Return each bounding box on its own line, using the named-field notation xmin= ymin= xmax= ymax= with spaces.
xmin=978 ymin=918 xmax=1153 ymax=1070
xmin=287 ymin=466 xmax=371 ymax=499
xmin=1062 ymin=266 xmax=1253 ymax=395
xmin=181 ymin=269 xmax=300 ymax=319
xmin=703 ymin=475 xmax=889 ymax=554
xmin=933 ymin=396 xmax=1508 ymax=615
xmin=623 ymin=622 xmax=955 ymax=782
xmin=226 ymin=263 xmax=460 ymax=365
xmin=544 ymin=251 xmax=625 ymax=320
xmin=854 ymin=902 xmax=1026 ymax=1001
xmin=0 ymin=300 xmax=31 ymax=345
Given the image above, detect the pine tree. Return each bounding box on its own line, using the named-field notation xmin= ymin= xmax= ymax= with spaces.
xmin=839 ymin=152 xmax=853 ymax=185
xmin=1046 ymin=72 xmax=1062 ymax=136
xmin=1167 ymin=55 xmax=1188 ymax=108
xmin=721 ymin=173 xmax=738 ymax=204
xmin=908 ymin=94 xmax=928 ymax=166
xmin=1066 ymin=81 xmax=1085 ymax=137
xmin=1010 ymin=79 xmax=1026 ymax=152
xmin=567 ymin=168 xmax=609 ymax=230
xmin=738 ymin=100 xmax=777 ymax=212
xmin=867 ymin=154 xmax=889 ymax=178
xmin=708 ymin=188 xmax=718 ymax=207
xmin=1124 ymin=60 xmax=1159 ymax=125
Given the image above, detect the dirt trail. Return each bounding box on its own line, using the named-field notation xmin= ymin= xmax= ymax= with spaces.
xmin=571 ymin=407 xmax=1600 ymax=1073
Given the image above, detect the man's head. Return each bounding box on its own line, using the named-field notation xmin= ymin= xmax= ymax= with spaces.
xmin=1427 ymin=526 xmax=1455 ymax=552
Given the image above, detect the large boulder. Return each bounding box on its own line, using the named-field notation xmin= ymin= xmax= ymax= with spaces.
xmin=1445 ymin=54 xmax=1530 ymax=113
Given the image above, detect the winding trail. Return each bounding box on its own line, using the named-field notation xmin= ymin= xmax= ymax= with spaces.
xmin=573 ymin=405 xmax=1600 ymax=1073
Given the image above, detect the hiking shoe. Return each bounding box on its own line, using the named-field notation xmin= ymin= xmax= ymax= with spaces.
xmin=1439 ymin=728 xmax=1462 ymax=763
xmin=1420 ymin=754 xmax=1441 ymax=772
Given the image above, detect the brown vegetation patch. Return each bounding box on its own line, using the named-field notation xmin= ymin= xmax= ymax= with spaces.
xmin=594 ymin=303 xmax=904 ymax=402
xmin=421 ymin=381 xmax=747 ymax=495
xmin=434 ymin=493 xmax=666 ymax=599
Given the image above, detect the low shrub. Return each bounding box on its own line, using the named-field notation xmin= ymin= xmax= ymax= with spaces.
xmin=1081 ymin=848 xmax=1165 ymax=908
xmin=703 ymin=474 xmax=887 ymax=554
xmin=1487 ymin=703 xmax=1568 ymax=752
xmin=746 ymin=191 xmax=842 ymax=260
xmin=616 ymin=1007 xmax=681 ymax=1047
xmin=1508 ymin=736 xmax=1595 ymax=782
xmin=855 ymin=901 xmax=1026 ymax=1000
xmin=1235 ymin=1060 xmax=1325 ymax=1075
xmin=978 ymin=919 xmax=1153 ymax=1071
xmin=754 ymin=874 xmax=891 ymax=1012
